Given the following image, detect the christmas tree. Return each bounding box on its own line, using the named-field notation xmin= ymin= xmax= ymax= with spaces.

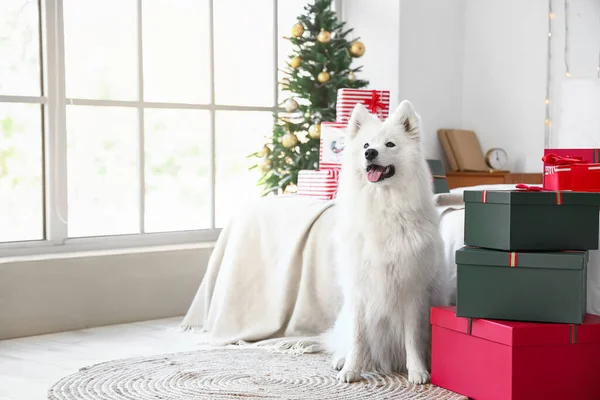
xmin=250 ymin=0 xmax=368 ymax=196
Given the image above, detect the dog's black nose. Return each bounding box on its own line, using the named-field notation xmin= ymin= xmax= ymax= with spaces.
xmin=365 ymin=148 xmax=378 ymax=160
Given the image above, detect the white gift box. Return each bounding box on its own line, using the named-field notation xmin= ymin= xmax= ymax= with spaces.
xmin=319 ymin=122 xmax=346 ymax=170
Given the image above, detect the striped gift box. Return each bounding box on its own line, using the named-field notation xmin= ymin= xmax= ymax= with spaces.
xmin=297 ymin=169 xmax=340 ymax=200
xmin=319 ymin=122 xmax=347 ymax=170
xmin=336 ymin=88 xmax=390 ymax=124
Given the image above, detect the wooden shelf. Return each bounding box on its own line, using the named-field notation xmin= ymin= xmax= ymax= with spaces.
xmin=445 ymin=171 xmax=543 ymax=190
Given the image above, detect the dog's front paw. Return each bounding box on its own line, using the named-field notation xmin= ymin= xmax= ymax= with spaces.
xmin=331 ymin=356 xmax=345 ymax=371
xmin=337 ymin=368 xmax=362 ymax=383
xmin=408 ymin=369 xmax=430 ymax=385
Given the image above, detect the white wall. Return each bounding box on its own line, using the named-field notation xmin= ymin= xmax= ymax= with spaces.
xmin=461 ymin=0 xmax=548 ymax=172
xmin=552 ymin=0 xmax=600 ymax=147
xmin=344 ymin=0 xmax=600 ymax=172
xmin=462 ymin=0 xmax=600 ymax=172
xmin=398 ymin=0 xmax=466 ymax=162
xmin=342 ymin=0 xmax=401 ymax=111
xmin=343 ymin=0 xmax=466 ymax=163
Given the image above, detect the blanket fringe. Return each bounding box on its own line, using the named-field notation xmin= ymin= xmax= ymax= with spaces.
xmin=228 ymin=337 xmax=325 ymax=355
xmin=179 ymin=324 xmax=207 ymax=333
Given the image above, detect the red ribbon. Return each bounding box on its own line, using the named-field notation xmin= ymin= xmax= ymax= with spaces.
xmin=515 ymin=184 xmax=563 ymax=204
xmin=542 ymin=153 xmax=588 ymax=165
xmin=363 ymin=90 xmax=388 ymax=114
xmin=509 ymin=252 xmax=518 ymax=267
xmin=515 ymin=183 xmax=547 ymax=191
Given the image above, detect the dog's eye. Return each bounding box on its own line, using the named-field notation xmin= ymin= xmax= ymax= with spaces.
xmin=385 ymin=142 xmax=396 ymax=148
xmin=363 ymin=143 xmax=369 ymax=149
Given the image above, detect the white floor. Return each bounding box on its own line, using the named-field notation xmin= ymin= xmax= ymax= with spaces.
xmin=0 ymin=318 xmax=206 ymax=400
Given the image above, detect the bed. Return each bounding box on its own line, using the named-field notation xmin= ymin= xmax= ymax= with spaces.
xmin=182 ymin=184 xmax=600 ymax=346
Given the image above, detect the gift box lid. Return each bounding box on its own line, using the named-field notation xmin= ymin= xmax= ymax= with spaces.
xmin=456 ymin=246 xmax=588 ymax=270
xmin=464 ymin=190 xmax=600 ymax=206
xmin=544 ymin=148 xmax=600 ymax=163
xmin=431 ymin=306 xmax=600 ymax=346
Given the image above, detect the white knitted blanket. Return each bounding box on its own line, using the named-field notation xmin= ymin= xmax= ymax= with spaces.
xmin=182 ymin=184 xmax=600 ymax=345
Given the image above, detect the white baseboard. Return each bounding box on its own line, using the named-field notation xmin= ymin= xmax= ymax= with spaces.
xmin=0 ymin=245 xmax=213 ymax=340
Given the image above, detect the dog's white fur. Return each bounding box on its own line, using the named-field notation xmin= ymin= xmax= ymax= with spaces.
xmin=327 ymin=101 xmax=448 ymax=384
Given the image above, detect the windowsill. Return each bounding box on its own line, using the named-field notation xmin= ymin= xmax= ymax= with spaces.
xmin=0 ymin=241 xmax=216 ymax=265
xmin=0 ymin=229 xmax=221 ymax=261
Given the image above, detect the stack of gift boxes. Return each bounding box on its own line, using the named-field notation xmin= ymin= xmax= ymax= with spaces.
xmin=297 ymin=88 xmax=449 ymax=199
xmin=431 ymin=171 xmax=600 ymax=399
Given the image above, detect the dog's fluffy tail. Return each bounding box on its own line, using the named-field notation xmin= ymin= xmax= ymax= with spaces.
xmin=231 ymin=336 xmax=326 ymax=355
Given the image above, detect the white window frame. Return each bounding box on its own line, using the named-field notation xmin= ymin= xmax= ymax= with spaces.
xmin=1 ymin=0 xmax=322 ymax=257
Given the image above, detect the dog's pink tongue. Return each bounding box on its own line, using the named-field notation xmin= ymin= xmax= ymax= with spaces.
xmin=367 ymin=167 xmax=383 ymax=182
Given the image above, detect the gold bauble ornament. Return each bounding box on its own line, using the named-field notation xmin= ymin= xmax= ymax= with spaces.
xmin=290 ymin=56 xmax=302 ymax=69
xmin=281 ymin=133 xmax=298 ymax=148
xmin=348 ymin=71 xmax=356 ymax=81
xmin=317 ymin=29 xmax=331 ymax=43
xmin=258 ymin=145 xmax=270 ymax=157
xmin=284 ymin=183 xmax=298 ymax=194
xmin=350 ymin=41 xmax=365 ymax=57
xmin=291 ymin=23 xmax=305 ymax=38
xmin=284 ymin=98 xmax=299 ymax=113
xmin=259 ymin=159 xmax=272 ymax=172
xmin=317 ymin=70 xmax=330 ymax=83
xmin=308 ymin=123 xmax=321 ymax=139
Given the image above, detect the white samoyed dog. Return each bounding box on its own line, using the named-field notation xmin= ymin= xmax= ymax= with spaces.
xmin=327 ymin=100 xmax=448 ymax=384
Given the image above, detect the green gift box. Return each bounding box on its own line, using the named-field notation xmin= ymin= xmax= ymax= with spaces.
xmin=427 ymin=159 xmax=449 ymax=194
xmin=456 ymin=246 xmax=588 ymax=324
xmin=464 ymin=190 xmax=600 ymax=251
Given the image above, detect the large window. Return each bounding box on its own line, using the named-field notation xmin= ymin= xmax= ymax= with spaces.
xmin=0 ymin=0 xmax=313 ymax=255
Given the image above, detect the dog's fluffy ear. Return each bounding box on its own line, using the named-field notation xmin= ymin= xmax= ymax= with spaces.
xmin=347 ymin=103 xmax=370 ymax=138
xmin=390 ymin=100 xmax=420 ymax=139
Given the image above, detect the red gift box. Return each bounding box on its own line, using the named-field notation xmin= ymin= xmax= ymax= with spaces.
xmin=544 ymin=165 xmax=573 ymax=190
xmin=319 ymin=122 xmax=346 ymax=170
xmin=431 ymin=306 xmax=600 ymax=400
xmin=572 ymin=163 xmax=600 ymax=192
xmin=543 ymin=148 xmax=600 ymax=190
xmin=297 ymin=169 xmax=339 ymax=200
xmin=336 ymin=88 xmax=390 ymax=124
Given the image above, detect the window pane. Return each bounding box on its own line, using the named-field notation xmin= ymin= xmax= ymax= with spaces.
xmin=143 ymin=0 xmax=211 ymax=104
xmin=0 ymin=103 xmax=43 ymax=242
xmin=144 ymin=109 xmax=210 ymax=233
xmin=277 ymin=0 xmax=310 ymax=103
xmin=0 ymin=0 xmax=41 ymax=96
xmin=67 ymin=106 xmax=139 ymax=237
xmin=63 ymin=0 xmax=137 ymax=100
xmin=215 ymin=111 xmax=271 ymax=228
xmin=214 ymin=0 xmax=274 ymax=106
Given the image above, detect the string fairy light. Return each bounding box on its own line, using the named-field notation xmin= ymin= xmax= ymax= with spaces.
xmin=564 ymin=0 xmax=571 ymax=78
xmin=544 ymin=0 xmax=553 ymax=147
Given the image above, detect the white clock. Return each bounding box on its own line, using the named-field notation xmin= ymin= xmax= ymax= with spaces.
xmin=485 ymin=148 xmax=508 ymax=171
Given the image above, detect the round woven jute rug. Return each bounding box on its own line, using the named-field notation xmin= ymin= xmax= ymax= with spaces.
xmin=48 ymin=348 xmax=466 ymax=399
